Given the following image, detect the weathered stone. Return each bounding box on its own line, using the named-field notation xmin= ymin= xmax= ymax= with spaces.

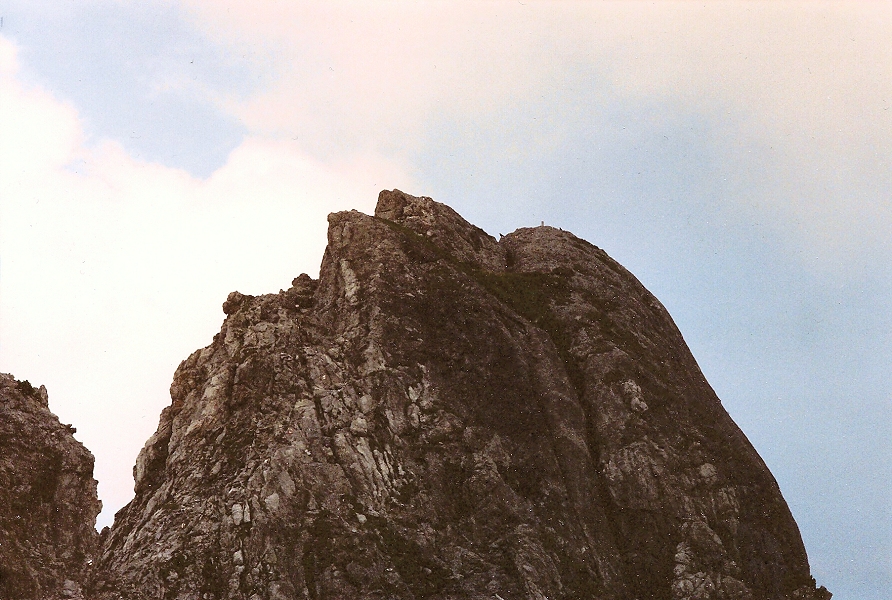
xmin=88 ymin=189 xmax=830 ymax=600
xmin=0 ymin=374 xmax=100 ymax=600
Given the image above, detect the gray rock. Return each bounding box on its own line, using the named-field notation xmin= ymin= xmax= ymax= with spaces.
xmin=87 ymin=189 xmax=830 ymax=600
xmin=0 ymin=374 xmax=100 ymax=600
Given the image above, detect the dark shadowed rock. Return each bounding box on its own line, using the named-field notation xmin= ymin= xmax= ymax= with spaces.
xmin=89 ymin=190 xmax=830 ymax=600
xmin=0 ymin=373 xmax=101 ymax=600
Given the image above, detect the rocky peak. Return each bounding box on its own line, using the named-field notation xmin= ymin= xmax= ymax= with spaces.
xmin=374 ymin=189 xmax=506 ymax=271
xmin=87 ymin=190 xmax=829 ymax=600
xmin=0 ymin=374 xmax=100 ymax=600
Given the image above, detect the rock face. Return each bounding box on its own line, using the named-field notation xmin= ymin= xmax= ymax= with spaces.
xmin=90 ymin=191 xmax=829 ymax=600
xmin=0 ymin=373 xmax=101 ymax=599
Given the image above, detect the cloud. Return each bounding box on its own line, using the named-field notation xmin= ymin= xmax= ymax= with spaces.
xmin=2 ymin=0 xmax=258 ymax=176
xmin=0 ymin=34 xmax=416 ymax=526
xmin=177 ymin=1 xmax=892 ymax=268
xmin=0 ymin=38 xmax=82 ymax=177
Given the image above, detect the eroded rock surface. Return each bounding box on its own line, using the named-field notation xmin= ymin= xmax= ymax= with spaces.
xmin=0 ymin=373 xmax=101 ymax=600
xmin=90 ymin=190 xmax=829 ymax=600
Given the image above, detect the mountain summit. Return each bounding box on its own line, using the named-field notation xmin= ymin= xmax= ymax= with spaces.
xmin=85 ymin=190 xmax=828 ymax=600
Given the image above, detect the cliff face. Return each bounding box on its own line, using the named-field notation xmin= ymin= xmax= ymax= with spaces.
xmin=90 ymin=191 xmax=828 ymax=600
xmin=0 ymin=374 xmax=101 ymax=600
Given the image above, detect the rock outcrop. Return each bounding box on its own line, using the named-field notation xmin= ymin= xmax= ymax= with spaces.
xmin=0 ymin=373 xmax=101 ymax=599
xmin=89 ymin=190 xmax=830 ymax=600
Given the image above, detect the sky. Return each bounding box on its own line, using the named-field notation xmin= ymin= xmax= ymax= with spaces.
xmin=0 ymin=1 xmax=889 ymax=597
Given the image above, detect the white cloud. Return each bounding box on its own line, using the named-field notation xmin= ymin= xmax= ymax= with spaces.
xmin=179 ymin=1 xmax=892 ymax=266
xmin=0 ymin=38 xmax=82 ymax=178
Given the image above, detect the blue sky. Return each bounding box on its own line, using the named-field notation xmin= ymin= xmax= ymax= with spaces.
xmin=4 ymin=1 xmax=255 ymax=174
xmin=0 ymin=2 xmax=889 ymax=598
